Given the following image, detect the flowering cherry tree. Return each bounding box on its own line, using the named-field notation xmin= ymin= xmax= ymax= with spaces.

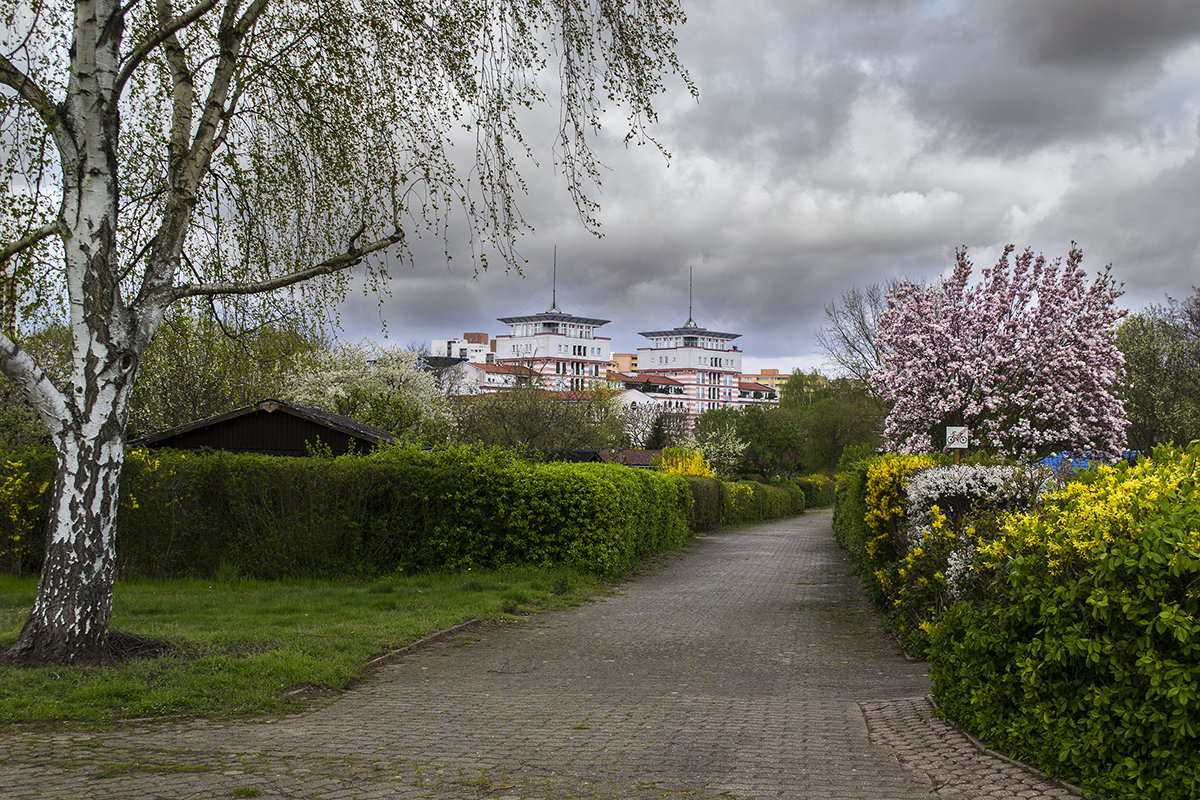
xmin=872 ymin=244 xmax=1127 ymax=460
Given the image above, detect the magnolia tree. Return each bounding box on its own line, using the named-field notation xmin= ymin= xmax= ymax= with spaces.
xmin=873 ymin=245 xmax=1127 ymax=460
xmin=0 ymin=0 xmax=691 ymax=664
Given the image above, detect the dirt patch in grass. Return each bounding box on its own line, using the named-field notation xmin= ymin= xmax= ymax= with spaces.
xmin=106 ymin=631 xmax=175 ymax=662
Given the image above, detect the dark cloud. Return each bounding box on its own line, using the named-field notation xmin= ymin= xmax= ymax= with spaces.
xmin=339 ymin=0 xmax=1200 ymax=371
xmin=1000 ymin=0 xmax=1200 ymax=69
xmin=903 ymin=1 xmax=1200 ymax=155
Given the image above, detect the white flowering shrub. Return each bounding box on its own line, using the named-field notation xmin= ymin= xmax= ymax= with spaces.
xmin=889 ymin=462 xmax=1052 ymax=655
xmin=286 ymin=340 xmax=451 ymax=442
xmin=904 ymin=464 xmax=1048 ymax=546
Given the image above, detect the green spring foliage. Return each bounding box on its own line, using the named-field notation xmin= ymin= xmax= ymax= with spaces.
xmin=1 ymin=445 xmax=808 ymax=581
xmin=793 ymin=473 xmax=834 ymax=509
xmin=682 ymin=476 xmax=724 ymax=532
xmin=682 ymin=475 xmax=807 ymax=532
xmin=834 ymin=445 xmax=1200 ymax=800
xmin=3 ymin=445 xmax=692 ymax=579
xmin=929 ymin=444 xmax=1200 ymax=800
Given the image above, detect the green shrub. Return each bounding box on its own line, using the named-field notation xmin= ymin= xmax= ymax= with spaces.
xmin=929 ymin=444 xmax=1200 ymax=800
xmin=0 ymin=448 xmax=56 ymax=574
xmin=683 ymin=475 xmax=724 ymax=532
xmin=721 ymin=480 xmax=804 ymax=525
xmin=831 ymin=453 xmax=937 ymax=605
xmin=6 ymin=445 xmax=692 ymax=580
xmin=794 ymin=474 xmax=834 ymax=508
xmin=680 ymin=476 xmax=804 ymax=531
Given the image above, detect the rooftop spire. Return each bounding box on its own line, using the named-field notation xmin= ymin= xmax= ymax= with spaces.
xmin=684 ymin=265 xmax=698 ymax=328
xmin=547 ymin=247 xmax=562 ymax=314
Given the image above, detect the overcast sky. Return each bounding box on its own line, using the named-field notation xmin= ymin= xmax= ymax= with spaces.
xmin=339 ymin=0 xmax=1200 ymax=376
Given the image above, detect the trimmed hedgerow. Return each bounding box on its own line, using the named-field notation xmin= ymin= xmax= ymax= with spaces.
xmin=678 ymin=476 xmax=803 ymax=531
xmin=4 ymin=445 xmax=692 ymax=580
xmin=794 ymin=474 xmax=834 ymax=508
xmin=4 ymin=444 xmax=808 ymax=581
xmin=722 ymin=480 xmax=805 ymax=525
xmin=928 ymin=444 xmax=1200 ymax=800
xmin=683 ymin=475 xmax=724 ymax=532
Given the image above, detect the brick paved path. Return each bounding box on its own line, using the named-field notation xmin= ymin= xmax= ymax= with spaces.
xmin=0 ymin=511 xmax=1086 ymax=799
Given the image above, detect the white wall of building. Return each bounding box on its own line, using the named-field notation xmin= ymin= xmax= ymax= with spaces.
xmin=494 ymin=311 xmax=613 ymax=391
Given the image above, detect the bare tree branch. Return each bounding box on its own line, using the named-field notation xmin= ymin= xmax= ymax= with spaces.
xmin=168 ymin=228 xmax=405 ymax=300
xmin=814 ymin=283 xmax=899 ymax=392
xmin=0 ymin=222 xmax=61 ymax=265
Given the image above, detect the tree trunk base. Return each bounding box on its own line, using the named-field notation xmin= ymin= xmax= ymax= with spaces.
xmin=1 ymin=623 xmax=112 ymax=667
xmin=1 ymin=629 xmax=171 ymax=667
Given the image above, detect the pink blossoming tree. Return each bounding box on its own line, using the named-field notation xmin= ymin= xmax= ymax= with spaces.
xmin=872 ymin=244 xmax=1127 ymax=460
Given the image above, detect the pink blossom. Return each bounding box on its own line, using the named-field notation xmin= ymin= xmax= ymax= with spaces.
xmin=872 ymin=244 xmax=1128 ymax=460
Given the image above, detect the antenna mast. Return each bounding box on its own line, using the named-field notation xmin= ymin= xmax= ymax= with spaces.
xmin=548 ymin=246 xmax=561 ymax=313
xmin=685 ymin=265 xmax=697 ymax=327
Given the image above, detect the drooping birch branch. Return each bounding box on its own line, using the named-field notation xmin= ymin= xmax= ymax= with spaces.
xmin=114 ymin=0 xmax=223 ymax=97
xmin=0 ymin=222 xmax=62 ymax=265
xmin=168 ymin=229 xmax=405 ymax=299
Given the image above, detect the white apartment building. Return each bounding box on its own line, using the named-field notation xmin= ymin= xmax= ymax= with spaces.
xmin=493 ymin=304 xmax=613 ymax=391
xmin=635 ymin=316 xmax=743 ymax=419
xmin=429 ymin=332 xmax=493 ymax=363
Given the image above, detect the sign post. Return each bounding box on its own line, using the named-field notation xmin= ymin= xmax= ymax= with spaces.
xmin=946 ymin=426 xmax=968 ymax=465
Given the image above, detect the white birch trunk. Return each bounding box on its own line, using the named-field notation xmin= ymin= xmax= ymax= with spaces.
xmin=2 ymin=0 xmax=153 ymax=664
xmin=8 ymin=414 xmax=129 ymax=663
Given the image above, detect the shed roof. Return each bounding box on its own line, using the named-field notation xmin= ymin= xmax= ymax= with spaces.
xmin=133 ymin=399 xmax=399 ymax=449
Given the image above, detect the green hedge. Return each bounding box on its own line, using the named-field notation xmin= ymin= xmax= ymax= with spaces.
xmin=831 ymin=453 xmax=936 ymax=605
xmin=3 ymin=445 xmax=691 ymax=579
xmin=668 ymin=474 xmax=807 ymax=533
xmin=722 ymin=480 xmax=805 ymax=525
xmin=928 ymin=444 xmax=1200 ymax=800
xmin=683 ymin=475 xmax=724 ymax=532
xmin=793 ymin=474 xmax=834 ymax=508
xmin=833 ymin=446 xmax=1200 ymax=800
xmin=4 ymin=444 xmax=810 ymax=580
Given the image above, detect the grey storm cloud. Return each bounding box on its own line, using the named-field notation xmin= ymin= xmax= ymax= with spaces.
xmin=341 ymin=0 xmax=1200 ymax=373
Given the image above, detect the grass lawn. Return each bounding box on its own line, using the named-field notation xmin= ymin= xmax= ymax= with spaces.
xmin=0 ymin=567 xmax=604 ymax=728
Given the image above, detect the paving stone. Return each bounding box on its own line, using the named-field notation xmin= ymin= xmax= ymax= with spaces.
xmin=0 ymin=511 xmax=1089 ymax=799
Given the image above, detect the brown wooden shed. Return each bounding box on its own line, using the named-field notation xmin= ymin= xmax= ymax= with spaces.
xmin=132 ymin=399 xmax=399 ymax=456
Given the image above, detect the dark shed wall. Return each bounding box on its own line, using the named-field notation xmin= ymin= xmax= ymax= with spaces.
xmin=146 ymin=411 xmax=369 ymax=456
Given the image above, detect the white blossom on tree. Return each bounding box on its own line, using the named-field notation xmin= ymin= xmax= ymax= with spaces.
xmin=285 ymin=340 xmax=450 ymax=441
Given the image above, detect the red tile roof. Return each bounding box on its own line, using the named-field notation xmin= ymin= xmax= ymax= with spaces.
xmin=473 ymin=363 xmax=537 ymax=376
xmin=609 ymin=372 xmax=684 ymax=387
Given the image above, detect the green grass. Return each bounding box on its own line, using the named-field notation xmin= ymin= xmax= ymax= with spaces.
xmin=0 ymin=567 xmax=602 ymax=728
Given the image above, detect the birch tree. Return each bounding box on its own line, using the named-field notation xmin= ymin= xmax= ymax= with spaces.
xmin=0 ymin=0 xmax=691 ymax=664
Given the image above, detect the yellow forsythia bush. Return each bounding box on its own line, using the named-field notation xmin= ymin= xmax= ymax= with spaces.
xmin=655 ymin=447 xmax=715 ymax=478
xmin=930 ymin=443 xmax=1200 ymax=800
xmin=0 ymin=453 xmax=53 ymax=574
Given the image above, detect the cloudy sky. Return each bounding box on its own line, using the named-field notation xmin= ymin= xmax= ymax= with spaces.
xmin=339 ymin=0 xmax=1200 ymax=376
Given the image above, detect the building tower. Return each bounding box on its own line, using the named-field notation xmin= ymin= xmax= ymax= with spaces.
xmin=493 ymin=262 xmax=612 ymax=391
xmin=635 ymin=271 xmax=742 ymax=419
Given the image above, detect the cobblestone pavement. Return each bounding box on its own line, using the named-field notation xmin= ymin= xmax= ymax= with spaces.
xmin=0 ymin=511 xmax=1088 ymax=799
